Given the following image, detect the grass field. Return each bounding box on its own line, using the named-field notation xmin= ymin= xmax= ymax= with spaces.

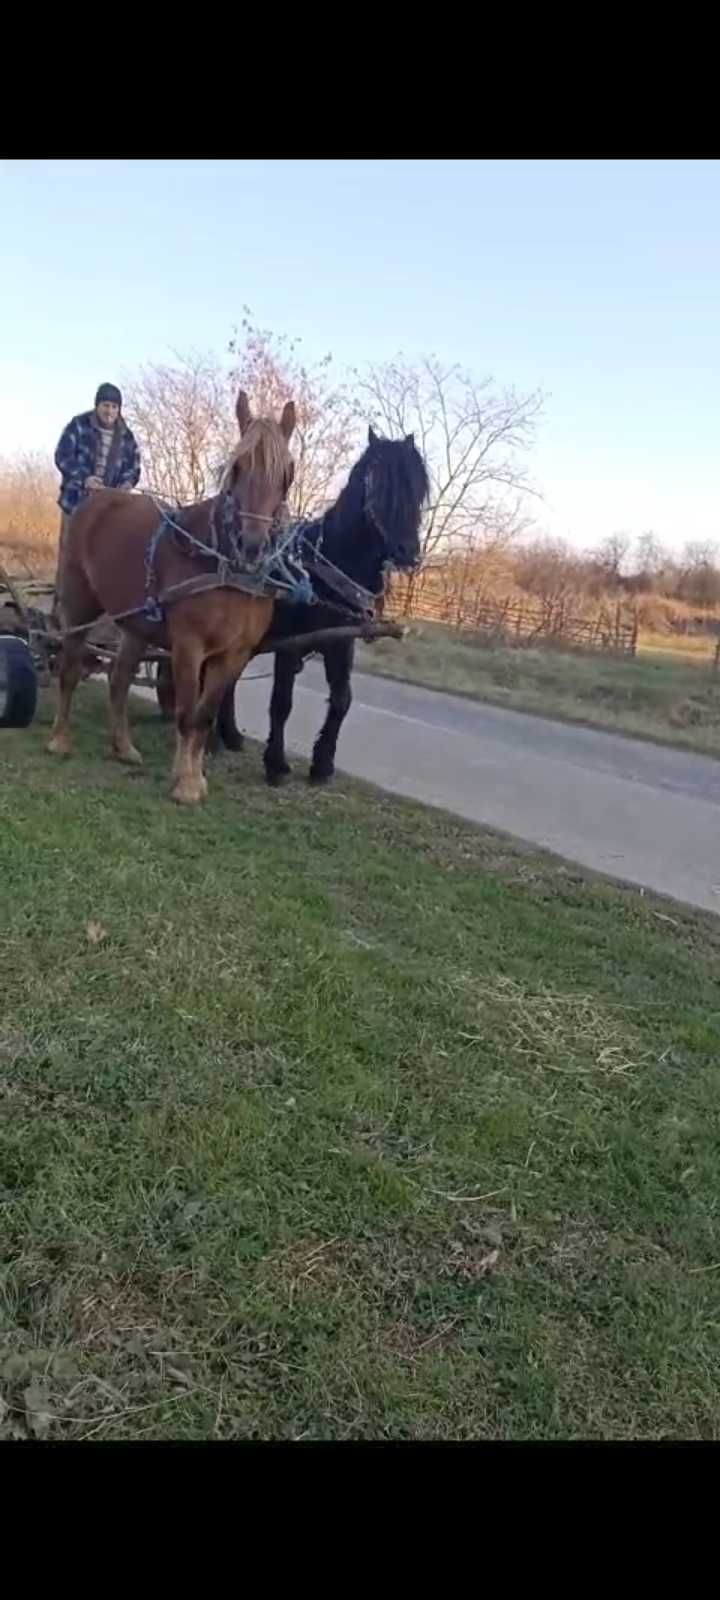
xmin=357 ymin=622 xmax=720 ymax=757
xmin=1 ymin=689 xmax=720 ymax=1440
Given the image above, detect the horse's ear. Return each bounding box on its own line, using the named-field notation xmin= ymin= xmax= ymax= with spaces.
xmin=368 ymin=425 xmax=379 ymax=447
xmin=236 ymin=390 xmax=252 ymax=434
xmin=280 ymin=400 xmax=296 ymax=441
xmin=404 ymin=432 xmax=415 ymax=448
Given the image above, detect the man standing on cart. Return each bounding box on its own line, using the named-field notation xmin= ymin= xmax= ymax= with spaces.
xmin=52 ymin=382 xmax=141 ymax=617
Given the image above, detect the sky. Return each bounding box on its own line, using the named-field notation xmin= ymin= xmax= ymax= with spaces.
xmin=2 ymin=157 xmax=720 ymax=551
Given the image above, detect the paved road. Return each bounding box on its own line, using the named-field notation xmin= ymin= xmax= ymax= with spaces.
xmin=229 ymin=663 xmax=720 ymax=914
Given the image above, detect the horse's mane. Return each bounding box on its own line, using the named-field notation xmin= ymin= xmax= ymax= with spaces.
xmin=218 ymin=417 xmax=290 ymax=492
xmin=331 ymin=434 xmax=429 ymax=551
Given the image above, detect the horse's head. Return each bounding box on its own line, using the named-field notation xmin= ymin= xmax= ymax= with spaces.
xmin=361 ymin=426 xmax=429 ymax=573
xmin=220 ymin=389 xmax=296 ymax=565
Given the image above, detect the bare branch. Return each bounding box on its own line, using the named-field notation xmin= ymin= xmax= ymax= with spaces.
xmin=122 ymin=350 xmax=235 ymax=503
xmin=227 ymin=311 xmax=359 ymax=517
xmin=352 ymin=353 xmax=545 ymax=572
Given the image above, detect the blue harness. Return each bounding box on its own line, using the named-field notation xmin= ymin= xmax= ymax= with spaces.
xmin=141 ymin=505 xmax=316 ymax=624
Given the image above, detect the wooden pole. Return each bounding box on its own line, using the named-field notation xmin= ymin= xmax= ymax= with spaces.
xmin=260 ymin=621 xmax=405 ymax=656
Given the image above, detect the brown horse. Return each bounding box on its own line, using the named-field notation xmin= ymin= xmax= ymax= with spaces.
xmin=49 ymin=389 xmax=295 ymax=804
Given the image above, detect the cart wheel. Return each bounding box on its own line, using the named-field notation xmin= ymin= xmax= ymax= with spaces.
xmin=216 ymin=680 xmax=245 ymax=752
xmin=0 ymin=634 xmax=38 ymax=728
xmin=155 ymin=658 xmax=176 ymax=721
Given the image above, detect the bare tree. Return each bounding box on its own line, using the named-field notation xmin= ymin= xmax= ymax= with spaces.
xmin=632 ymin=531 xmax=665 ymax=583
xmin=352 ymin=354 xmax=544 ymax=574
xmin=123 ymin=316 xmax=359 ymax=516
xmin=123 ymin=351 xmax=236 ymax=502
xmin=590 ymin=533 xmax=631 ymax=589
xmin=228 ymin=311 xmax=358 ymax=517
xmin=675 ymin=540 xmax=720 ymax=609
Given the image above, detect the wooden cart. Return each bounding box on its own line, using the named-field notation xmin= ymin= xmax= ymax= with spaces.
xmin=0 ymin=565 xmax=172 ymax=725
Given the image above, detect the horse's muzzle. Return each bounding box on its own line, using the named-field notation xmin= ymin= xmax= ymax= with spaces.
xmin=242 ymin=536 xmax=265 ymax=567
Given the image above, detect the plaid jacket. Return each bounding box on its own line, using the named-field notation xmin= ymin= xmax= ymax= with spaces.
xmin=54 ymin=410 xmax=141 ymax=513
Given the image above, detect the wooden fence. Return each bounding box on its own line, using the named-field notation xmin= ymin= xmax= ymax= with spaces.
xmin=387 ymin=576 xmax=638 ymax=656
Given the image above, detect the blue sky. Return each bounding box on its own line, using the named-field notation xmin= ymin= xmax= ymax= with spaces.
xmin=2 ymin=158 xmax=720 ymax=550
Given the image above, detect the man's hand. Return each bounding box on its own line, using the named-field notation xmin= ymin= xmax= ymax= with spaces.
xmin=85 ymin=475 xmax=104 ymax=491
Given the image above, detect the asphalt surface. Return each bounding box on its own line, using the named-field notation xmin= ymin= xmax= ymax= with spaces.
xmin=230 ymin=662 xmax=720 ymax=914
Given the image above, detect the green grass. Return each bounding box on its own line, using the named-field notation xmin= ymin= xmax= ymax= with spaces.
xmin=357 ymin=622 xmax=720 ymax=756
xmin=1 ymin=688 xmax=720 ymax=1440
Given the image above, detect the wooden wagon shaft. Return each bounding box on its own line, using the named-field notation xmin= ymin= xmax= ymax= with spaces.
xmin=38 ymin=619 xmax=403 ymax=653
xmin=27 ymin=616 xmax=404 ymax=664
xmin=256 ymin=621 xmax=405 ymax=655
xmin=4 ymin=552 xmax=404 ymax=668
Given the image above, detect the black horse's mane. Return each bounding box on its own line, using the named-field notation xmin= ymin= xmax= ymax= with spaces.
xmin=316 ymin=429 xmax=429 ymax=591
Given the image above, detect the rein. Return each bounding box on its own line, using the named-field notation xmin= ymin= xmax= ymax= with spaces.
xmin=61 ymin=468 xmax=391 ymax=640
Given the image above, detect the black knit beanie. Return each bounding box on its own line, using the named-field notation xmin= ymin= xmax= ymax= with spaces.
xmin=95 ymin=383 xmax=122 ymax=408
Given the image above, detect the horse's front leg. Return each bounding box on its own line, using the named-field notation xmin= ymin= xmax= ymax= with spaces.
xmin=309 ymin=641 xmax=354 ymax=784
xmin=187 ymin=646 xmax=255 ymax=791
xmin=109 ymin=631 xmax=145 ymax=764
xmin=169 ymin=634 xmax=208 ymax=805
xmin=264 ymin=651 xmax=300 ymax=785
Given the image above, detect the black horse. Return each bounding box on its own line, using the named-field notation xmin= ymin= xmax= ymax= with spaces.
xmin=215 ymin=426 xmax=429 ymax=785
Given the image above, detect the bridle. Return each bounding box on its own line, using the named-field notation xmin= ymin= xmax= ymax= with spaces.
xmin=209 ymin=468 xmax=291 ymax=564
xmin=362 ymin=462 xmax=423 ymax=594
xmin=363 ymin=464 xmax=393 ymax=551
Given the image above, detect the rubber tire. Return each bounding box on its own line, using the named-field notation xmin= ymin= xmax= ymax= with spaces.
xmin=216 ymin=680 xmax=245 ymax=751
xmin=0 ymin=634 xmax=38 ymax=728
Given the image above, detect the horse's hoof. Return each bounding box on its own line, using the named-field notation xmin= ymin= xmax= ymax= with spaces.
xmin=113 ymin=745 xmax=143 ymax=767
xmin=309 ymin=767 xmax=333 ymax=786
xmin=265 ymin=765 xmax=290 ymax=787
xmin=47 ymin=735 xmax=71 ymax=757
xmin=172 ymin=786 xmax=203 ymax=806
xmin=172 ymin=772 xmax=208 ymax=805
